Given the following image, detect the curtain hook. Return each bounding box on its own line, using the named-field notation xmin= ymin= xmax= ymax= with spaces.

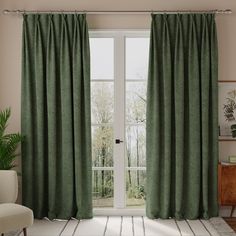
xmin=75 ymin=10 xmax=79 ymax=17
xmin=36 ymin=10 xmax=40 ymax=21
xmin=49 ymin=10 xmax=53 ymax=20
xmin=74 ymin=10 xmax=78 ymax=19
xmin=61 ymin=10 xmax=66 ymax=19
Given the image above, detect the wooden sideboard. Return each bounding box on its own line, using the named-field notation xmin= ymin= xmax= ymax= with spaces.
xmin=218 ymin=163 xmax=236 ymax=217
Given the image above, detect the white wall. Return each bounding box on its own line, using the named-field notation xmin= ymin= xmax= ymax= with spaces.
xmin=0 ymin=0 xmax=236 ymax=216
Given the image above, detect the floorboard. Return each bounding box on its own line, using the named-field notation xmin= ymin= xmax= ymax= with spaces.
xmin=121 ymin=216 xmax=133 ymax=236
xmin=224 ymin=218 xmax=236 ymax=233
xmin=60 ymin=220 xmax=78 ymax=236
xmin=5 ymin=216 xmax=236 ymax=236
xmin=200 ymin=220 xmax=220 ymax=236
xmin=187 ymin=220 xmax=210 ymax=235
xmin=73 ymin=217 xmax=107 ymax=236
xmin=176 ymin=220 xmax=194 ymax=236
xmin=210 ymin=217 xmax=235 ymax=234
xmin=20 ymin=219 xmax=67 ymax=236
xmin=133 ymin=217 xmax=144 ymax=236
xmin=144 ymin=218 xmax=180 ymax=236
xmin=105 ymin=216 xmax=122 ymax=236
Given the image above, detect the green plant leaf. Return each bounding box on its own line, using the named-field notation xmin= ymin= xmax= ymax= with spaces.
xmin=0 ymin=108 xmax=23 ymax=170
xmin=0 ymin=108 xmax=10 ymax=138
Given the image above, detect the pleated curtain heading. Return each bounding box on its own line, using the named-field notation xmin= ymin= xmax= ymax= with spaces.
xmin=21 ymin=14 xmax=92 ymax=219
xmin=146 ymin=14 xmax=218 ymax=220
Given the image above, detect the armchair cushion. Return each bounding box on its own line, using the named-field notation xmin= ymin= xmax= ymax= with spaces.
xmin=0 ymin=203 xmax=33 ymax=233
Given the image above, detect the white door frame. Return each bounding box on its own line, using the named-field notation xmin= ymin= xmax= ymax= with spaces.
xmin=89 ymin=30 xmax=150 ymax=215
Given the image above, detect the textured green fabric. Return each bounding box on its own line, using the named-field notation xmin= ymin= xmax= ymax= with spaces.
xmin=146 ymin=14 xmax=218 ymax=220
xmin=21 ymin=14 xmax=92 ymax=219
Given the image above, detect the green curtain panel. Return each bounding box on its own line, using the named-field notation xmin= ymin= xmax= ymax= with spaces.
xmin=21 ymin=14 xmax=92 ymax=219
xmin=146 ymin=14 xmax=218 ymax=220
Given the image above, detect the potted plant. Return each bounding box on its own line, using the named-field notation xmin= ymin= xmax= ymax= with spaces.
xmin=232 ymin=124 xmax=236 ymax=138
xmin=0 ymin=108 xmax=23 ymax=170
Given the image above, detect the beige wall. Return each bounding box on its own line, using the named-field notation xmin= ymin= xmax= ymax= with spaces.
xmin=0 ymin=0 xmax=236 ymax=216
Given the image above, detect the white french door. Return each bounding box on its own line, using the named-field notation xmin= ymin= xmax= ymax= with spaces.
xmin=90 ymin=31 xmax=149 ymax=212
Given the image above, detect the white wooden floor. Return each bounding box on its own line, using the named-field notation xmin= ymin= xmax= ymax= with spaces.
xmin=6 ymin=217 xmax=236 ymax=236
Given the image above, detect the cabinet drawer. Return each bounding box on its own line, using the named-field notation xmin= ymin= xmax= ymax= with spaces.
xmin=218 ymin=164 xmax=236 ymax=205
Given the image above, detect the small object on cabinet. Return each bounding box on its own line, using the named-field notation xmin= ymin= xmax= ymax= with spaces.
xmin=231 ymin=124 xmax=236 ymax=138
xmin=229 ymin=155 xmax=236 ymax=163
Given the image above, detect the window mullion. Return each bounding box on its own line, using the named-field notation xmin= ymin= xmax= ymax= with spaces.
xmin=113 ymin=34 xmax=126 ymax=209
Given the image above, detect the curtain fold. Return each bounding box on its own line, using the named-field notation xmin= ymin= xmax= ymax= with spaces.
xmin=146 ymin=14 xmax=218 ymax=220
xmin=21 ymin=14 xmax=92 ymax=219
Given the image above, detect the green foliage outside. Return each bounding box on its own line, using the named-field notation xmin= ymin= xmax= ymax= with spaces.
xmin=91 ymin=82 xmax=146 ymax=207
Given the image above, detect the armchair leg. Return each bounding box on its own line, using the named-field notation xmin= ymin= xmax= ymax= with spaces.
xmin=23 ymin=228 xmax=27 ymax=236
xmin=230 ymin=205 xmax=235 ymax=217
xmin=1 ymin=233 xmax=4 ymax=236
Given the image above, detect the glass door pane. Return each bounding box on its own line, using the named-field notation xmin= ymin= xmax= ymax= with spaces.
xmin=126 ymin=169 xmax=146 ymax=208
xmin=125 ymin=37 xmax=149 ymax=208
xmin=93 ymin=170 xmax=114 ymax=208
xmin=90 ymin=37 xmax=115 ymax=207
xmin=90 ymin=38 xmax=114 ymax=80
xmin=126 ymin=38 xmax=149 ymax=80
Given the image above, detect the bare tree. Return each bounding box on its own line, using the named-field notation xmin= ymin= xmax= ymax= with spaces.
xmin=92 ymin=83 xmax=113 ymax=198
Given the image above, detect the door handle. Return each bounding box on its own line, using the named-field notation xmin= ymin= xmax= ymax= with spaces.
xmin=115 ymin=139 xmax=123 ymax=144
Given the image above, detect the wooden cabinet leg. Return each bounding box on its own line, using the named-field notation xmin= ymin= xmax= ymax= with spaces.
xmin=23 ymin=228 xmax=27 ymax=236
xmin=230 ymin=206 xmax=235 ymax=217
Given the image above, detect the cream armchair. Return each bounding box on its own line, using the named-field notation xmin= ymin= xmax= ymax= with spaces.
xmin=0 ymin=170 xmax=33 ymax=236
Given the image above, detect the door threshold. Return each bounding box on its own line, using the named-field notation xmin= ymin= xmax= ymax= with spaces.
xmin=93 ymin=208 xmax=145 ymax=216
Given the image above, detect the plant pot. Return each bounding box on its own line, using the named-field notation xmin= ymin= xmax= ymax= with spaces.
xmin=231 ymin=124 xmax=236 ymax=138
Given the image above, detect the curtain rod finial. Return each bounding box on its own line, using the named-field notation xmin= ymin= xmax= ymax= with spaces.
xmin=3 ymin=9 xmax=9 ymax=14
xmin=3 ymin=9 xmax=22 ymax=14
xmin=216 ymin=9 xmax=232 ymax=14
xmin=226 ymin=9 xmax=232 ymax=14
